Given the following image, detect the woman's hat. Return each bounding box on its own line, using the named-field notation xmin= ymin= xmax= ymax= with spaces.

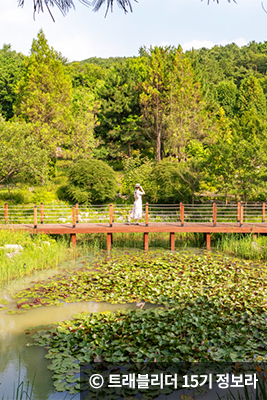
xmin=135 ymin=183 xmax=140 ymax=188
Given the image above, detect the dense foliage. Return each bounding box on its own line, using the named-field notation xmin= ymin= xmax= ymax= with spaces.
xmin=2 ymin=34 xmax=267 ymax=202
xmin=65 ymin=159 xmax=118 ymax=204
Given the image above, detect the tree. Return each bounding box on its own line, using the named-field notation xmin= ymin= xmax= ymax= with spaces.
xmin=0 ymin=44 xmax=24 ymax=121
xmin=66 ymin=88 xmax=99 ymax=160
xmin=15 ymin=30 xmax=73 ymax=157
xmin=95 ymin=57 xmax=148 ymax=159
xmin=166 ymin=47 xmax=212 ymax=162
xmin=140 ymin=47 xmax=170 ymax=163
xmin=65 ymin=62 xmax=106 ymax=92
xmin=140 ymin=46 xmax=213 ymax=163
xmin=0 ymin=115 xmax=49 ymax=186
xmin=65 ymin=159 xmax=118 ymax=204
xmin=149 ymin=160 xmax=186 ymax=203
xmin=207 ymin=107 xmax=267 ymax=202
xmin=237 ymin=75 xmax=266 ymax=116
xmin=216 ymin=80 xmax=237 ymax=118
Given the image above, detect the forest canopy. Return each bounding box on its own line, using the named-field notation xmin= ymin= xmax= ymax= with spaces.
xmin=1 ymin=31 xmax=267 ymax=204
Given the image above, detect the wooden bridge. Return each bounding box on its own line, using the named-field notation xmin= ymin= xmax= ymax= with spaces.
xmin=1 ymin=202 xmax=267 ymax=250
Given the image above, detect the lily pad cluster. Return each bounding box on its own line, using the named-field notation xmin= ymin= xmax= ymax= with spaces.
xmin=30 ymin=304 xmax=267 ymax=395
xmin=24 ymin=251 xmax=267 ymax=396
xmin=14 ymin=252 xmax=267 ymax=311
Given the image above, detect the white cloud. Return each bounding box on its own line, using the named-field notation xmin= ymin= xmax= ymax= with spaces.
xmin=182 ymin=38 xmax=248 ymax=51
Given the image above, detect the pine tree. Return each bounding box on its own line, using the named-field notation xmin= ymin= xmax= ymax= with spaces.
xmin=15 ymin=30 xmax=73 ymax=157
xmin=140 ymin=47 xmax=170 ymax=163
xmin=238 ymin=75 xmax=266 ymax=116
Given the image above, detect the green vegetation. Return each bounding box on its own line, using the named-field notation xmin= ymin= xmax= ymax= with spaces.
xmin=23 ymin=251 xmax=267 ymax=395
xmin=2 ymin=36 xmax=267 ymax=203
xmin=0 ymin=229 xmax=70 ymax=288
xmin=216 ymin=234 xmax=267 ymax=261
xmin=64 ymin=159 xmax=118 ymax=204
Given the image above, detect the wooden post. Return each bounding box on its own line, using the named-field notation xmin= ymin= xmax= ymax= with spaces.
xmin=145 ymin=203 xmax=149 ymax=227
xmin=170 ymin=232 xmax=175 ymax=251
xmin=109 ymin=203 xmax=113 ymax=227
xmin=180 ymin=202 xmax=184 ymax=227
xmin=237 ymin=202 xmax=241 ymax=222
xmin=71 ymin=233 xmax=76 ymax=248
xmin=206 ymin=233 xmax=211 ymax=251
xmin=40 ymin=203 xmax=44 ymax=224
xmin=75 ymin=203 xmax=79 ymax=224
xmin=263 ymin=203 xmax=265 ymax=223
xmin=253 ymin=233 xmax=258 ymax=240
xmin=107 ymin=233 xmax=112 ymax=251
xmin=240 ymin=204 xmax=244 ymax=227
xmin=213 ymin=202 xmax=217 ymax=227
xmin=144 ymin=232 xmax=149 ymax=251
xmin=34 ymin=206 xmax=37 ymax=229
xmin=4 ymin=203 xmax=8 ymax=224
xmin=72 ymin=206 xmax=76 ymax=228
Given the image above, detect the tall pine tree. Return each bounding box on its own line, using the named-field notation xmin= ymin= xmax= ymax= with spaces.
xmin=15 ymin=30 xmax=73 ymax=157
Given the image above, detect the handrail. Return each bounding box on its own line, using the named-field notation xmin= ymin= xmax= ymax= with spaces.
xmin=1 ymin=202 xmax=267 ymax=225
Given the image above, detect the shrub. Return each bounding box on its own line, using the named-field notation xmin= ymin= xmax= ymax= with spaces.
xmin=66 ymin=159 xmax=118 ymax=204
xmin=150 ymin=160 xmax=188 ymax=204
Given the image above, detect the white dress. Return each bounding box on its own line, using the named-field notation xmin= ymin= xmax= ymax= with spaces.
xmin=130 ymin=189 xmax=143 ymax=219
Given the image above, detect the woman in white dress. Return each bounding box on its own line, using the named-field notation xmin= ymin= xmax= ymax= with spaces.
xmin=127 ymin=183 xmax=145 ymax=225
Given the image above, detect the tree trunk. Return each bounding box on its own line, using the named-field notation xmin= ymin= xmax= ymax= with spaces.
xmin=156 ymin=129 xmax=161 ymax=163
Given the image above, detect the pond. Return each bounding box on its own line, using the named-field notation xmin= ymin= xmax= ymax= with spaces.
xmin=0 ymin=251 xmax=160 ymax=399
xmin=0 ymin=248 xmax=266 ymax=400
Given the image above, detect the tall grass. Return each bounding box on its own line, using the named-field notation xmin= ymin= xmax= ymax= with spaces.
xmin=215 ymin=233 xmax=267 ymax=260
xmin=77 ymin=232 xmax=205 ymax=250
xmin=0 ymin=229 xmax=71 ymax=289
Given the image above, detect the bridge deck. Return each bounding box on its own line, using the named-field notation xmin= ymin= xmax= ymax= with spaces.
xmin=1 ymin=221 xmax=266 ymax=234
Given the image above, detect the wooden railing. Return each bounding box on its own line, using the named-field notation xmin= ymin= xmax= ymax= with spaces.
xmin=0 ymin=202 xmax=266 ymax=227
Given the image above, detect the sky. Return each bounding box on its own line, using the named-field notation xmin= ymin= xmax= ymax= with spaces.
xmin=0 ymin=0 xmax=267 ymax=62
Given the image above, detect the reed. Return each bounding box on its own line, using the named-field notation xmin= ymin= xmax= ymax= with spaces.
xmin=0 ymin=229 xmax=71 ymax=289
xmin=76 ymin=231 xmax=205 ymax=250
xmin=215 ymin=233 xmax=267 ymax=260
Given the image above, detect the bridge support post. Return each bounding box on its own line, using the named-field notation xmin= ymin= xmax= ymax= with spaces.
xmin=76 ymin=203 xmax=79 ymax=224
xmin=144 ymin=232 xmax=149 ymax=251
xmin=206 ymin=233 xmax=211 ymax=251
xmin=253 ymin=233 xmax=258 ymax=240
xmin=4 ymin=203 xmax=8 ymax=224
xmin=71 ymin=233 xmax=76 ymax=248
xmin=145 ymin=203 xmax=149 ymax=227
xmin=213 ymin=203 xmax=217 ymax=227
xmin=109 ymin=204 xmax=113 ymax=227
xmin=107 ymin=233 xmax=112 ymax=251
xmin=170 ymin=232 xmax=175 ymax=251
xmin=40 ymin=203 xmax=44 ymax=224
xmin=72 ymin=207 xmax=76 ymax=228
xmin=34 ymin=206 xmax=37 ymax=229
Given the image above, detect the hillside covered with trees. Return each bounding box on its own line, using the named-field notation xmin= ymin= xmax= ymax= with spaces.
xmin=1 ymin=31 xmax=267 ymax=204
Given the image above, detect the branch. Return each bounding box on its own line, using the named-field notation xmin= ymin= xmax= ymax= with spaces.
xmin=18 ymin=0 xmax=137 ymax=19
xmin=202 ymin=0 xmax=237 ymax=3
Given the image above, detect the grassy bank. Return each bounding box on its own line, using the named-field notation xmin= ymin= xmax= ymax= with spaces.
xmin=215 ymin=233 xmax=267 ymax=260
xmin=0 ymin=229 xmax=71 ymax=289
